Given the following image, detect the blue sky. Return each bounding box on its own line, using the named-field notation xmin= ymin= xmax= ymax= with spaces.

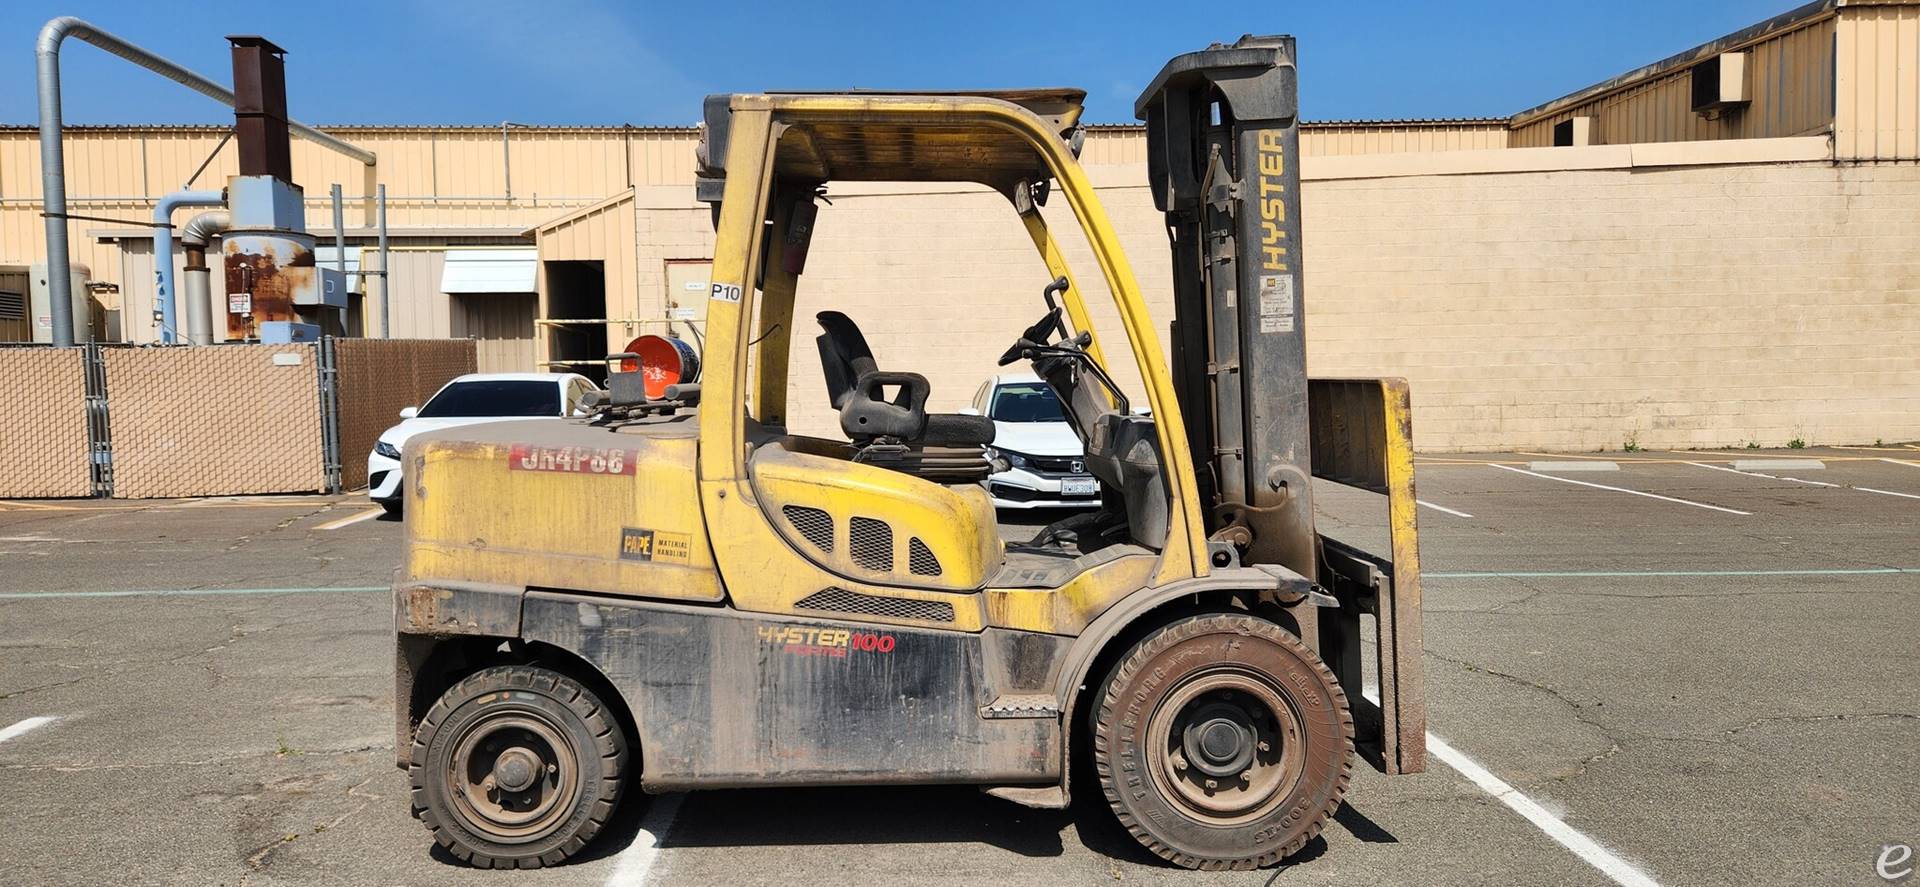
xmin=6 ymin=0 xmax=1795 ymax=126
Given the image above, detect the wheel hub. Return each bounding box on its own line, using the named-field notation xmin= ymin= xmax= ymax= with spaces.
xmin=493 ymin=747 xmax=541 ymax=792
xmin=1183 ymin=704 xmax=1256 ymax=777
xmin=445 ymin=711 xmax=581 ymax=844
xmin=1149 ymin=673 xmax=1307 ymax=824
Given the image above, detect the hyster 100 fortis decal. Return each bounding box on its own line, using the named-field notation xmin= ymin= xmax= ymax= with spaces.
xmin=757 ymin=624 xmax=897 ymax=658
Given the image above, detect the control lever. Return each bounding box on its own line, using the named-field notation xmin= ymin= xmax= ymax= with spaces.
xmin=1040 ymin=277 xmax=1069 ymax=338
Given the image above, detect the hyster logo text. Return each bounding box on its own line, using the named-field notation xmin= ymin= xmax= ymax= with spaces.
xmin=1255 ymin=129 xmax=1290 ymax=273
xmin=757 ymin=624 xmax=897 ymax=658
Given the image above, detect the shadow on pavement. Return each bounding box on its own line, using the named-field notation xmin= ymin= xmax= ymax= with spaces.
xmin=659 ymin=785 xmax=1071 ymax=857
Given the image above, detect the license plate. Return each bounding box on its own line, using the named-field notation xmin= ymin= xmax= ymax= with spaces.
xmin=1061 ymin=477 xmax=1098 ymax=496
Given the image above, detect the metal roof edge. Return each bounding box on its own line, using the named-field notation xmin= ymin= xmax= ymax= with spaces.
xmin=526 ymin=186 xmax=637 ymax=236
xmin=1508 ymin=0 xmax=1840 ymax=128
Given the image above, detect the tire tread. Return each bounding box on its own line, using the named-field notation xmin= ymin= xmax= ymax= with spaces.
xmin=407 ymin=663 xmax=628 ymax=869
xmin=1092 ymin=613 xmax=1354 ymax=871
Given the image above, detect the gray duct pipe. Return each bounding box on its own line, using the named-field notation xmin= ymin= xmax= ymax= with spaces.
xmin=151 ymin=190 xmax=223 ymax=344
xmin=180 ymin=209 xmax=230 ymax=346
xmin=36 ymin=16 xmax=376 ymax=347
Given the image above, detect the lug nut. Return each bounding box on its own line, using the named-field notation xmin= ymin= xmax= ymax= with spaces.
xmin=1204 ymin=779 xmax=1218 ymax=790
xmin=1257 ymin=740 xmax=1271 ymax=752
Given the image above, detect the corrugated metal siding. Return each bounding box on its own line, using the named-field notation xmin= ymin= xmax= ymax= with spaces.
xmin=1083 ymin=123 xmax=1508 ymax=162
xmin=451 ymin=294 xmax=538 ymax=373
xmin=1302 ymin=123 xmax=1509 ymax=154
xmin=1836 ymin=3 xmax=1920 ymax=159
xmin=535 ymin=192 xmax=639 ymax=356
xmin=383 ymin=249 xmax=454 ymax=340
xmin=1512 ymin=16 xmax=1838 ymax=147
xmin=0 ymin=127 xmax=699 ymax=290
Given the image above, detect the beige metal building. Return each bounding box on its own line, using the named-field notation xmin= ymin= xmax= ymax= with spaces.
xmin=3 ymin=0 xmax=1917 ymax=450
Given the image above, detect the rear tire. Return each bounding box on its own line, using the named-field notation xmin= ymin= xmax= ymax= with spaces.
xmin=409 ymin=664 xmax=628 ymax=868
xmin=379 ymin=499 xmax=402 ymax=517
xmin=1092 ymin=613 xmax=1352 ymax=870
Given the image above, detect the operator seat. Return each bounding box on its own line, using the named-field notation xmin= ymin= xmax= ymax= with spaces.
xmin=815 ymin=311 xmax=995 ymax=482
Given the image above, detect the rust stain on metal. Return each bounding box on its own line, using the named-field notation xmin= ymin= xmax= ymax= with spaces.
xmin=404 ymin=585 xmax=450 ymax=632
xmin=224 ymin=239 xmax=314 ymax=339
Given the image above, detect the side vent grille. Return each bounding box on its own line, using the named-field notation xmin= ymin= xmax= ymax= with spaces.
xmin=907 ymin=537 xmax=942 ymax=576
xmin=848 ymin=516 xmax=893 ymax=572
xmin=783 ymin=505 xmax=834 ymax=553
xmin=795 ymin=587 xmax=956 ymax=623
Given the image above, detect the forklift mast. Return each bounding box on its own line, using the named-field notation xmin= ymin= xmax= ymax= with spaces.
xmin=1137 ymin=36 xmax=1316 ymax=578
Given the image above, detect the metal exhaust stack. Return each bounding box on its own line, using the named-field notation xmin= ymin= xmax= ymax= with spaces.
xmin=34 ymin=16 xmax=375 ymax=347
xmin=221 ymin=36 xmax=346 ymax=343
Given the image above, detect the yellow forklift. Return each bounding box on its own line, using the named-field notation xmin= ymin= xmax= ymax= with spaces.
xmin=394 ymin=36 xmax=1424 ymax=871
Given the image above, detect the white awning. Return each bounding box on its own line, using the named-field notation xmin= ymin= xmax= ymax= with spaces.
xmin=313 ymin=246 xmax=362 ymax=293
xmin=441 ymin=248 xmax=537 ymax=294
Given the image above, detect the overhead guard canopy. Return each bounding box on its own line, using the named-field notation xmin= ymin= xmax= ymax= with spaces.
xmin=696 ymin=89 xmax=1087 ymax=200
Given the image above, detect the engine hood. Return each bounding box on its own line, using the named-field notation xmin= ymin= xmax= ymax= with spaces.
xmin=991 ymin=420 xmax=1083 ymax=457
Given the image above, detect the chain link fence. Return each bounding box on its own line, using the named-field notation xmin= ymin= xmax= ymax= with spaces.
xmin=0 ymin=338 xmax=475 ymax=500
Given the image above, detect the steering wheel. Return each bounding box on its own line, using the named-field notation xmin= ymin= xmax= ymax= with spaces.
xmin=997 ymin=306 xmax=1064 ymax=366
xmin=997 ymin=277 xmax=1074 ymax=366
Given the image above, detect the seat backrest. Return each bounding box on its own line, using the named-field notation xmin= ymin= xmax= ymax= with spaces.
xmin=816 ymin=311 xmax=878 ymax=409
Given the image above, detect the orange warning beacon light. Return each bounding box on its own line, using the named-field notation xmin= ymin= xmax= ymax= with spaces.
xmin=619 ymin=334 xmax=702 ymax=400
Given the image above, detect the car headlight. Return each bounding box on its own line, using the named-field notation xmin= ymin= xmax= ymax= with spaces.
xmin=374 ymin=440 xmax=402 ymax=459
xmin=987 ymin=447 xmax=1030 ymax=469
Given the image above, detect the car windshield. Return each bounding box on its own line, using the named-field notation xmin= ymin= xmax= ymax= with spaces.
xmin=990 ymin=383 xmax=1066 ymax=423
xmin=418 ymin=380 xmax=561 ymax=418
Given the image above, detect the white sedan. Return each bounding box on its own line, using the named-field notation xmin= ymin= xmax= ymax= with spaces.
xmin=368 ymin=372 xmax=600 ymax=514
xmin=968 ymin=371 xmax=1101 ymax=509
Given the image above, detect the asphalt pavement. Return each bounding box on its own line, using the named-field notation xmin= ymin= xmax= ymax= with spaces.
xmin=0 ymin=446 xmax=1914 ymax=886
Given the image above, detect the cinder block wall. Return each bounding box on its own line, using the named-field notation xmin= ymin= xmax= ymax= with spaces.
xmin=1302 ymin=162 xmax=1920 ymax=452
xmin=637 ymin=160 xmax=1920 ymax=453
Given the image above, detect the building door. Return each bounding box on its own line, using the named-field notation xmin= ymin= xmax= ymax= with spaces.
xmin=543 ymin=260 xmax=608 ymax=383
xmin=663 ymin=260 xmax=711 ymax=325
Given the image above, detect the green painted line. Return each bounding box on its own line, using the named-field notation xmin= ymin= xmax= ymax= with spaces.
xmin=1426 ymin=568 xmax=1918 ymax=579
xmin=0 ymin=585 xmax=387 ymax=600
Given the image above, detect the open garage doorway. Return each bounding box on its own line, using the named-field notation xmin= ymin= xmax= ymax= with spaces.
xmin=544 ymin=260 xmax=607 ymax=384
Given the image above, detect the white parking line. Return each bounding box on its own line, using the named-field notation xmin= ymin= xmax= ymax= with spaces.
xmin=603 ymin=792 xmax=684 ymax=887
xmin=1686 ymin=461 xmax=1920 ymax=500
xmin=1362 ymin=690 xmax=1658 ymax=887
xmin=314 ymin=508 xmax=385 ymax=531
xmin=0 ymin=716 xmax=57 ymax=744
xmin=1857 ymin=487 xmax=1920 ymax=501
xmin=1881 ymin=458 xmax=1920 ymax=470
xmin=1684 ymin=461 xmax=1838 ymax=488
xmin=1425 ymin=732 xmax=1660 ymax=887
xmin=1417 ymin=499 xmax=1474 ymax=518
xmin=1490 ymin=464 xmax=1750 ymax=515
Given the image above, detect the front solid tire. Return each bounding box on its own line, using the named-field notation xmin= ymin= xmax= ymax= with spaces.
xmin=1093 ymin=613 xmax=1353 ymax=870
xmin=409 ymin=664 xmax=628 ymax=868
